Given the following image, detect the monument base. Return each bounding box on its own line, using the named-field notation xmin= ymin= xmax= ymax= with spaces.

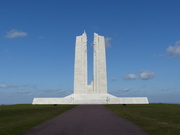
xmin=32 ymin=93 xmax=149 ymax=104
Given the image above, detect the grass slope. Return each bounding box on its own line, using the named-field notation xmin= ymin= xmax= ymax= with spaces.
xmin=105 ymin=104 xmax=180 ymax=135
xmin=0 ymin=104 xmax=76 ymax=135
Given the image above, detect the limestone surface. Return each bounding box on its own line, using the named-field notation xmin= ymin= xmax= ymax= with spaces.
xmin=32 ymin=32 xmax=149 ymax=104
xmin=33 ymin=94 xmax=149 ymax=104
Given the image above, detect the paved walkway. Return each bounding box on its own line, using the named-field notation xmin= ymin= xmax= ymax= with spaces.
xmin=20 ymin=105 xmax=149 ymax=135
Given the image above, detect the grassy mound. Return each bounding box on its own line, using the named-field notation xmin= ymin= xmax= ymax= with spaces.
xmin=0 ymin=104 xmax=76 ymax=135
xmin=105 ymin=104 xmax=180 ymax=135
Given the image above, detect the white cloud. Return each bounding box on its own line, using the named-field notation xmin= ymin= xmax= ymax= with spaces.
xmin=3 ymin=49 xmax=10 ymax=54
xmin=38 ymin=36 xmax=44 ymax=39
xmin=0 ymin=84 xmax=36 ymax=88
xmin=123 ymin=74 xmax=137 ymax=80
xmin=167 ymin=41 xmax=180 ymax=58
xmin=105 ymin=37 xmax=111 ymax=48
xmin=6 ymin=29 xmax=28 ymax=38
xmin=0 ymin=84 xmax=18 ymax=88
xmin=153 ymin=54 xmax=165 ymax=57
xmin=140 ymin=71 xmax=155 ymax=80
xmin=37 ymin=89 xmax=72 ymax=97
xmin=121 ymin=88 xmax=131 ymax=92
xmin=44 ymin=89 xmax=63 ymax=93
xmin=16 ymin=90 xmax=31 ymax=95
xmin=0 ymin=85 xmax=8 ymax=88
xmin=175 ymin=40 xmax=180 ymax=44
xmin=162 ymin=88 xmax=170 ymax=91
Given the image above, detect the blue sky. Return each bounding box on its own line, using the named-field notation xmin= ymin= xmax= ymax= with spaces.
xmin=0 ymin=0 xmax=180 ymax=104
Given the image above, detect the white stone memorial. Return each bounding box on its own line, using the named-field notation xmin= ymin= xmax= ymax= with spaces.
xmin=33 ymin=32 xmax=149 ymax=104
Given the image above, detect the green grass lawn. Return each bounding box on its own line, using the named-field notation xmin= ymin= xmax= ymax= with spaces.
xmin=105 ymin=104 xmax=180 ymax=135
xmin=0 ymin=104 xmax=76 ymax=135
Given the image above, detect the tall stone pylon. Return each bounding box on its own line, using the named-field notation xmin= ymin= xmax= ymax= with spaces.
xmin=74 ymin=31 xmax=87 ymax=94
xmin=93 ymin=33 xmax=107 ymax=93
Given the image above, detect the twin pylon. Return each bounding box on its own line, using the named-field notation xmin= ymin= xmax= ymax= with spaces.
xmin=74 ymin=32 xmax=107 ymax=94
xmin=32 ymin=32 xmax=149 ymax=104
